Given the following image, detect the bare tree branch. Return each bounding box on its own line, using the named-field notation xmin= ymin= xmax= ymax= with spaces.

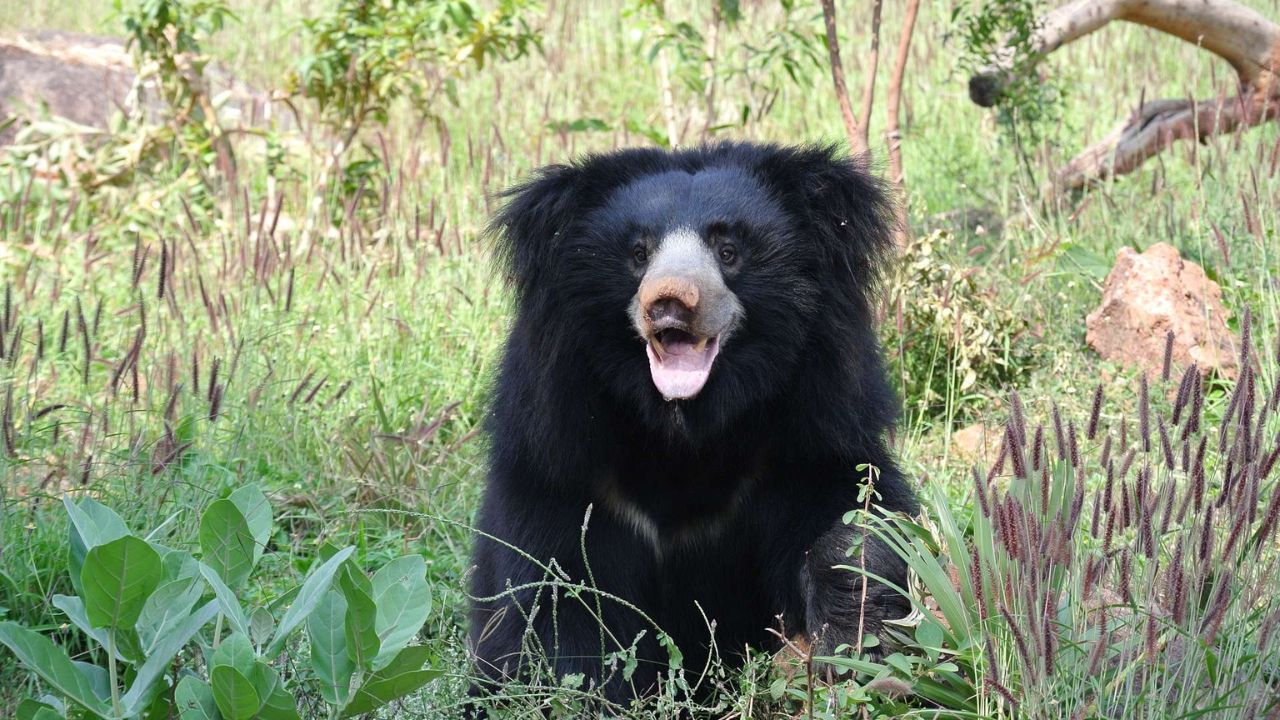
xmin=970 ymin=0 xmax=1280 ymax=107
xmin=968 ymin=0 xmax=1280 ymax=194
xmin=820 ymin=0 xmax=867 ymax=156
xmin=1053 ymin=92 xmax=1279 ymax=191
xmin=886 ymin=0 xmax=921 ymax=188
xmin=857 ymin=0 xmax=885 ymax=156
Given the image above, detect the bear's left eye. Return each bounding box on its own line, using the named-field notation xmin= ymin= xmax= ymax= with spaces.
xmin=632 ymin=244 xmax=649 ymax=264
xmin=718 ymin=244 xmax=738 ymax=265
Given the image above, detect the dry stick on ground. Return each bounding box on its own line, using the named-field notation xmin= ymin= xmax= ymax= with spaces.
xmin=857 ymin=0 xmax=885 ymax=158
xmin=968 ymin=0 xmax=1280 ymax=195
xmin=820 ymin=0 xmax=867 ymax=157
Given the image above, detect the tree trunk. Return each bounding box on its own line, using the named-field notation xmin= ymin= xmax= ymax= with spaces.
xmin=886 ymin=0 xmax=921 ymax=188
xmin=820 ymin=0 xmax=867 ymax=157
xmin=857 ymin=0 xmax=885 ymax=157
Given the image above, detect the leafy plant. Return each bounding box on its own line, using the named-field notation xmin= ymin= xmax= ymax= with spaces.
xmin=0 ymin=486 xmax=438 ymax=719
xmin=290 ymin=0 xmax=542 ymax=139
xmin=887 ymin=230 xmax=1038 ymax=424
xmin=954 ymin=0 xmax=1064 ymax=148
xmin=623 ymin=0 xmax=824 ymax=143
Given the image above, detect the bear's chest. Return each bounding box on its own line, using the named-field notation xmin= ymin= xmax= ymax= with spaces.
xmin=597 ymin=463 xmax=763 ymax=554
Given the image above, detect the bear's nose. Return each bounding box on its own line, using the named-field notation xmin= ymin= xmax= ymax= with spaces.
xmin=639 ymin=275 xmax=700 ymax=327
xmin=646 ymin=295 xmax=695 ymax=329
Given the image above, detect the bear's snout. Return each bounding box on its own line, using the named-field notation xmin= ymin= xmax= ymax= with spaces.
xmin=641 ymin=279 xmax=699 ymax=332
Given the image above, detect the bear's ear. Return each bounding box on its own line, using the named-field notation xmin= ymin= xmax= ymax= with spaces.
xmin=489 ymin=163 xmax=585 ymax=295
xmin=758 ymin=144 xmax=898 ymax=303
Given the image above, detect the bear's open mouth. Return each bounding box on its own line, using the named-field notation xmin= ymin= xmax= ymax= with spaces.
xmin=646 ymin=328 xmax=720 ymax=401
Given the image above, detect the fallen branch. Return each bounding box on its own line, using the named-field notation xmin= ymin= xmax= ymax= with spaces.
xmin=967 ymin=0 xmax=1280 ymax=193
xmin=1053 ymin=92 xmax=1280 ymax=192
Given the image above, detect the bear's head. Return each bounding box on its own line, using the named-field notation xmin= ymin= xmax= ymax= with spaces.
xmin=492 ymin=143 xmax=896 ymax=441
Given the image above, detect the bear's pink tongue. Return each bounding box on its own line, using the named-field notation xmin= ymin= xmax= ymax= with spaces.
xmin=646 ymin=332 xmax=719 ymax=400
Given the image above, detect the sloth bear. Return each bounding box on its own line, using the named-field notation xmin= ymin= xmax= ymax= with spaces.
xmin=469 ymin=142 xmax=915 ymax=704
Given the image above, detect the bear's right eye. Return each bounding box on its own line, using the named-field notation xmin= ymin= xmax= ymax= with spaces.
xmin=632 ymin=244 xmax=648 ymax=264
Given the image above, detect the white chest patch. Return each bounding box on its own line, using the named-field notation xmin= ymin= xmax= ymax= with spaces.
xmin=597 ymin=473 xmax=759 ymax=557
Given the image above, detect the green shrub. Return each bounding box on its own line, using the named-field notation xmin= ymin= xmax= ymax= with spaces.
xmin=953 ymin=0 xmax=1064 ymax=145
xmin=290 ymin=0 xmax=542 ymax=139
xmin=887 ymin=230 xmax=1037 ymax=424
xmin=0 ymin=486 xmax=438 ymax=719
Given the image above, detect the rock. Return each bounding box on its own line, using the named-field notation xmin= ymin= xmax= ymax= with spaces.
xmin=0 ymin=32 xmax=136 ymax=143
xmin=1 ymin=30 xmax=275 ymax=144
xmin=951 ymin=422 xmax=1002 ymax=467
xmin=1085 ymin=242 xmax=1238 ymax=380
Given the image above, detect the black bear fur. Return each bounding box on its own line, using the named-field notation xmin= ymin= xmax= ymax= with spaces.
xmin=469 ymin=142 xmax=916 ymax=706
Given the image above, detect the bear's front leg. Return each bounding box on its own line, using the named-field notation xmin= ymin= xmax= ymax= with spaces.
xmin=468 ymin=485 xmax=660 ymax=707
xmin=798 ymin=521 xmax=910 ymax=657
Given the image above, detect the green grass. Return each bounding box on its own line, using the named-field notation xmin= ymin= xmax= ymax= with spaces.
xmin=2 ymin=0 xmax=1279 ymax=717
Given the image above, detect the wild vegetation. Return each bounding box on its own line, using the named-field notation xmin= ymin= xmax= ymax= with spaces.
xmin=1 ymin=0 xmax=1278 ymax=717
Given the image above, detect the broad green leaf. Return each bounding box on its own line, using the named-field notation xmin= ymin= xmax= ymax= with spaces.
xmin=211 ymin=666 xmax=261 ymax=720
xmin=175 ymin=677 xmax=218 ymax=720
xmin=200 ymin=499 xmax=255 ymax=589
xmin=339 ymin=565 xmax=380 ymax=671
xmin=198 ymin=562 xmax=250 ymax=638
xmin=72 ymin=661 xmax=111 ymax=701
xmin=81 ymin=535 xmax=163 ymax=631
xmin=257 ymin=685 xmax=301 ymax=720
xmin=160 ymin=549 xmax=201 ymax=584
xmin=341 ymin=669 xmax=441 ymax=716
xmin=211 ymin=632 xmax=257 ymax=676
xmin=1057 ymin=243 xmax=1112 ymax=280
xmin=210 ymin=635 xmax=279 ymax=718
xmin=308 ymin=590 xmax=353 ymax=706
xmin=248 ymin=661 xmax=281 ymax=713
xmin=341 ymin=651 xmax=442 ymax=719
xmin=140 ymin=680 xmax=175 ymax=718
xmin=137 ymin=577 xmax=202 ymax=655
xmin=0 ymin=622 xmax=111 ymax=717
xmin=371 ymin=644 xmax=432 ymax=677
xmin=65 ymin=496 xmax=129 ymax=597
xmin=371 ymin=555 xmax=431 ymax=669
xmin=51 ymin=595 xmax=123 ymax=661
xmin=264 ymin=546 xmax=354 ymax=658
xmin=228 ymin=485 xmax=272 ymax=566
xmin=16 ymin=698 xmax=63 ymax=720
xmin=120 ymin=600 xmax=220 ymax=715
xmin=249 ymin=607 xmax=274 ymax=648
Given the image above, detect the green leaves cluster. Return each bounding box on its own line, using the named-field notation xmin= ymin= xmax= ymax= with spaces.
xmin=887 ymin=230 xmax=1037 ymax=424
xmin=624 ymin=0 xmax=824 ymax=137
xmin=115 ymin=0 xmax=238 ymax=189
xmin=0 ymin=487 xmax=437 ymax=719
xmin=953 ymin=0 xmax=1063 ymax=144
xmin=290 ymin=0 xmax=543 ymax=137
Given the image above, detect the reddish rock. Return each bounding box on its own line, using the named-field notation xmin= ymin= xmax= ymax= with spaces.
xmin=951 ymin=422 xmax=1001 ymax=466
xmin=1085 ymin=242 xmax=1238 ymax=379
